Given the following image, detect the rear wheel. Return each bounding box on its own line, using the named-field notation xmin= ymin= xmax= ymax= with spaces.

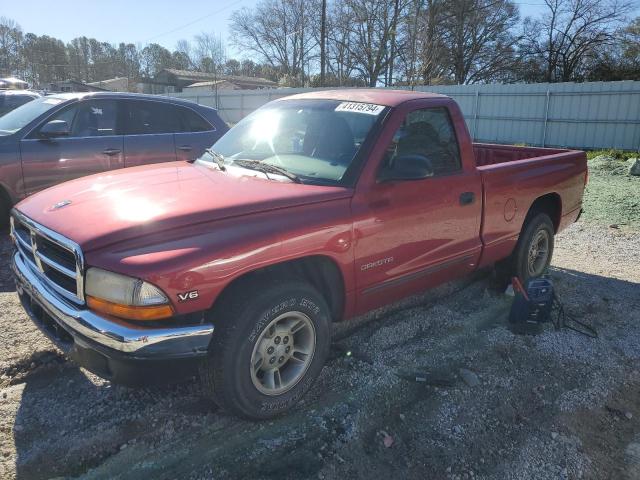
xmin=511 ymin=212 xmax=555 ymax=283
xmin=199 ymin=281 xmax=331 ymax=419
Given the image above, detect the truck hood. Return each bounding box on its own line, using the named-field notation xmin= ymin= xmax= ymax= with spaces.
xmin=15 ymin=161 xmax=352 ymax=252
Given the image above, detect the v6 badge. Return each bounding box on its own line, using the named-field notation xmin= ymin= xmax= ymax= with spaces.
xmin=177 ymin=290 xmax=199 ymax=302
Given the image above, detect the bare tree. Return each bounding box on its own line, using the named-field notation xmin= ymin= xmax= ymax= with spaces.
xmin=0 ymin=17 xmax=23 ymax=77
xmin=21 ymin=34 xmax=69 ymax=85
xmin=386 ymin=0 xmax=402 ymax=85
xmin=411 ymin=0 xmax=449 ymax=84
xmin=230 ymin=0 xmax=320 ymax=85
xmin=320 ymin=0 xmax=327 ymax=85
xmin=341 ymin=0 xmax=401 ymax=87
xmin=522 ymin=0 xmax=633 ymax=82
xmin=193 ymin=32 xmax=226 ymax=73
xmin=175 ymin=39 xmax=196 ymax=68
xmin=116 ymin=43 xmax=141 ymax=84
xmin=139 ymin=43 xmax=173 ymax=77
xmin=325 ymin=1 xmax=359 ymax=85
xmin=440 ymin=0 xmax=520 ymax=84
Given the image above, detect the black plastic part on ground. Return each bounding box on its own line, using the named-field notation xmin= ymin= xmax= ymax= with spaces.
xmin=508 ymin=277 xmax=597 ymax=338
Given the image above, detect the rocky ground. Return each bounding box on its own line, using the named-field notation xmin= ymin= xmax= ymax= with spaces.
xmin=0 ymin=219 xmax=638 ymax=480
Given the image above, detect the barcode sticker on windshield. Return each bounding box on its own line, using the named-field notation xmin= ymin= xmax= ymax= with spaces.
xmin=335 ymin=102 xmax=385 ymax=115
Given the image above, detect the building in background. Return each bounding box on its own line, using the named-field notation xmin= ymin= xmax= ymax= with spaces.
xmin=46 ymin=80 xmax=107 ymax=93
xmin=137 ymin=69 xmax=277 ymax=94
xmin=87 ymin=77 xmax=129 ymax=92
xmin=182 ymin=77 xmax=278 ymax=93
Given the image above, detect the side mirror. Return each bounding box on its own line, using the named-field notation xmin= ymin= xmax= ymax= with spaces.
xmin=379 ymin=154 xmax=434 ymax=182
xmin=39 ymin=120 xmax=70 ymax=138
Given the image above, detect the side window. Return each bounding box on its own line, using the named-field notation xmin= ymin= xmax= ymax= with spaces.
xmin=48 ymin=100 xmax=118 ymax=137
xmin=382 ymin=107 xmax=462 ymax=178
xmin=125 ymin=100 xmax=180 ymax=135
xmin=48 ymin=103 xmax=79 ymax=128
xmin=177 ymin=106 xmax=214 ymax=132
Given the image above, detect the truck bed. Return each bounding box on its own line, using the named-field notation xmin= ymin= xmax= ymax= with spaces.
xmin=473 ymin=143 xmax=572 ymax=167
xmin=473 ymin=142 xmax=587 ymax=269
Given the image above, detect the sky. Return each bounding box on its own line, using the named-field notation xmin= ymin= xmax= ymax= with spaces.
xmin=1 ymin=0 xmax=256 ymax=56
xmin=2 ymin=0 xmax=634 ymax=60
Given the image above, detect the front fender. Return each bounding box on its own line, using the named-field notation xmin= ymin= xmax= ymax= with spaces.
xmin=85 ymin=198 xmax=355 ymax=315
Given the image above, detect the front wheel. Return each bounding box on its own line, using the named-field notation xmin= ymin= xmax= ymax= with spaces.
xmin=199 ymin=281 xmax=331 ymax=419
xmin=0 ymin=197 xmax=9 ymax=230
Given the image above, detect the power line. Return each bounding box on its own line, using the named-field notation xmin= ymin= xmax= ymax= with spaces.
xmin=140 ymin=0 xmax=248 ymax=44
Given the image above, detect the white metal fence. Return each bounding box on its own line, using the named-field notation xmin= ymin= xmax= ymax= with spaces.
xmin=167 ymin=81 xmax=640 ymax=151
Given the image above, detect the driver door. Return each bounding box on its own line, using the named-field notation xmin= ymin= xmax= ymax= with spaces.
xmin=20 ymin=99 xmax=124 ymax=195
xmin=353 ymin=106 xmax=483 ymax=312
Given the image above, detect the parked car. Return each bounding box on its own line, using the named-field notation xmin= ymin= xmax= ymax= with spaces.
xmin=0 ymin=77 xmax=29 ymax=90
xmin=0 ymin=89 xmax=41 ymax=116
xmin=0 ymin=92 xmax=228 ymax=223
xmin=11 ymin=90 xmax=587 ymax=419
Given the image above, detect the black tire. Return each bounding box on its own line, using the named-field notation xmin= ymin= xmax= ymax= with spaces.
xmin=199 ymin=280 xmax=331 ymax=419
xmin=0 ymin=196 xmax=9 ymax=230
xmin=511 ymin=212 xmax=555 ymax=284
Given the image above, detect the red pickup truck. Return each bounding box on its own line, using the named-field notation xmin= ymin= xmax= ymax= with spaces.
xmin=11 ymin=90 xmax=587 ymax=419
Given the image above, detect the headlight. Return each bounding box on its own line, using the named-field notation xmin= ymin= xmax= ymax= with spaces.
xmin=85 ymin=268 xmax=174 ymax=321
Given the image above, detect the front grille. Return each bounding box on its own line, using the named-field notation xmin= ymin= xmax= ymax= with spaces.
xmin=11 ymin=211 xmax=85 ymax=305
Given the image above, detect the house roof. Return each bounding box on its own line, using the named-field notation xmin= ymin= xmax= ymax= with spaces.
xmin=159 ymin=69 xmax=277 ymax=87
xmin=185 ymin=80 xmax=231 ymax=88
xmin=87 ymin=77 xmax=128 ymax=87
xmin=50 ymin=79 xmax=107 ymax=91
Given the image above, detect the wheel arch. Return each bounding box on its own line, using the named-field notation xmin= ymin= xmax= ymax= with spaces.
xmin=210 ymin=254 xmax=347 ymax=322
xmin=525 ymin=192 xmax=562 ymax=232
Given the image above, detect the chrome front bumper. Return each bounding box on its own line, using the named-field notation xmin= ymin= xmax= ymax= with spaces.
xmin=12 ymin=251 xmax=214 ymax=358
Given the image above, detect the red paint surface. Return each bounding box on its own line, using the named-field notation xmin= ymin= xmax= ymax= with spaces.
xmin=15 ymin=90 xmax=587 ymax=320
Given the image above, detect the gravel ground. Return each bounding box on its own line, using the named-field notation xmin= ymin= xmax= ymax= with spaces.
xmin=0 ymin=220 xmax=639 ymax=480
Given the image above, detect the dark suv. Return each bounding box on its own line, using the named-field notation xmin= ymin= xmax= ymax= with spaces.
xmin=0 ymin=92 xmax=228 ymax=222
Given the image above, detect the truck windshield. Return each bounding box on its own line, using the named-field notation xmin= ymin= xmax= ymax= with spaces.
xmin=201 ymin=99 xmax=387 ymax=184
xmin=0 ymin=96 xmax=65 ymax=136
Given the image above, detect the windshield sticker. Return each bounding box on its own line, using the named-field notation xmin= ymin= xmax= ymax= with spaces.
xmin=91 ymin=107 xmax=103 ymax=115
xmin=335 ymin=102 xmax=385 ymax=115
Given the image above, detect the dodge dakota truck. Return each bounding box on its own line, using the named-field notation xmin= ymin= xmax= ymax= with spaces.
xmin=10 ymin=89 xmax=587 ymax=419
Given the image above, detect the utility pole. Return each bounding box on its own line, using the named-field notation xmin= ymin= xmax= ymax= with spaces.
xmin=388 ymin=0 xmax=400 ymax=86
xmin=320 ymin=0 xmax=327 ymax=86
xmin=300 ymin=0 xmax=305 ymax=86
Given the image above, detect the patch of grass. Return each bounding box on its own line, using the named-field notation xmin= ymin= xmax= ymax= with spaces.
xmin=586 ymin=149 xmax=638 ymax=161
xmin=582 ymin=154 xmax=640 ymax=228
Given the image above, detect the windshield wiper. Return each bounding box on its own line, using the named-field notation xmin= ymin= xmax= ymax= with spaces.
xmin=204 ymin=148 xmax=226 ymax=171
xmin=232 ymin=159 xmax=302 ymax=184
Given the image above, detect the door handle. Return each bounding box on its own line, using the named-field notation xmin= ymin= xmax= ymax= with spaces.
xmin=177 ymin=145 xmax=193 ymax=152
xmin=102 ymin=148 xmax=121 ymax=156
xmin=459 ymin=192 xmax=475 ymax=205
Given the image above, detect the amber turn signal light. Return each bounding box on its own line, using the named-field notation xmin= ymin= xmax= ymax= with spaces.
xmin=87 ymin=295 xmax=174 ymax=321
